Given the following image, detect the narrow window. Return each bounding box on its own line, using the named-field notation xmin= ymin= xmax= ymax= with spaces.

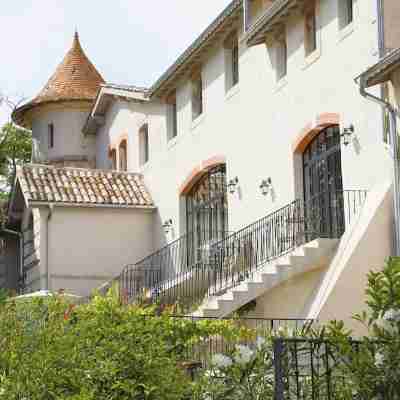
xmin=48 ymin=123 xmax=54 ymax=149
xmin=110 ymin=148 xmax=117 ymax=170
xmin=139 ymin=124 xmax=149 ymax=166
xmin=304 ymin=0 xmax=317 ymax=56
xmin=276 ymin=32 xmax=287 ymax=81
xmin=119 ymin=140 xmax=127 ymax=171
xmin=339 ymin=0 xmax=353 ymax=29
xmin=191 ymin=74 xmax=203 ymax=121
xmin=225 ymin=32 xmax=239 ymax=91
xmin=167 ymin=92 xmax=178 ymax=141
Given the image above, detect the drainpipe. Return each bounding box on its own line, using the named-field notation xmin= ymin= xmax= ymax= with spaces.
xmin=2 ymin=228 xmax=24 ymax=292
xmin=46 ymin=204 xmax=54 ymax=290
xmin=358 ymin=75 xmax=400 ymax=255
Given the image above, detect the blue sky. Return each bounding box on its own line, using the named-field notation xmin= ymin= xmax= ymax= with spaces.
xmin=0 ymin=0 xmax=232 ymax=126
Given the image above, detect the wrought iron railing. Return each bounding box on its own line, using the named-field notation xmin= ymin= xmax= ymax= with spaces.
xmin=101 ymin=190 xmax=367 ymax=311
xmin=207 ymin=190 xmax=368 ymax=298
xmin=273 ymin=338 xmax=366 ymax=400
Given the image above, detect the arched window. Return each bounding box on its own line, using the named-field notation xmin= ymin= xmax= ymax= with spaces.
xmin=302 ymin=125 xmax=344 ymax=238
xmin=186 ymin=164 xmax=228 ymax=262
xmin=119 ymin=140 xmax=127 ymax=171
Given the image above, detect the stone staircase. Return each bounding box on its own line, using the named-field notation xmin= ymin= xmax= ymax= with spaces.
xmin=193 ymin=238 xmax=339 ymax=318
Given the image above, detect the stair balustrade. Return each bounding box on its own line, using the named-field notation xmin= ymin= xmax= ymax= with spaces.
xmin=103 ymin=190 xmax=368 ymax=312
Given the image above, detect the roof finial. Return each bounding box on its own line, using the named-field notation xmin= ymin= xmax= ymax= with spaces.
xmin=74 ymin=29 xmax=79 ymax=42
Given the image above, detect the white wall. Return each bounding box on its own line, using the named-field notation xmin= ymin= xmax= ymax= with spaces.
xmin=31 ymin=102 xmax=95 ymax=164
xmin=96 ymin=0 xmax=388 ymax=254
xmin=36 ymin=205 xmax=155 ymax=296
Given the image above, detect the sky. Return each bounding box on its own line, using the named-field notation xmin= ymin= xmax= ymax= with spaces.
xmin=0 ymin=0 xmax=233 ymax=126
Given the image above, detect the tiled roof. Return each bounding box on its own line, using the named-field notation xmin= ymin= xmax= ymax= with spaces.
xmin=17 ymin=164 xmax=154 ymax=208
xmin=13 ymin=32 xmax=105 ymax=127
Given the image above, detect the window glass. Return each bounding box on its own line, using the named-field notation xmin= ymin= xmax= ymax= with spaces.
xmin=48 ymin=123 xmax=54 ymax=149
xmin=305 ymin=1 xmax=317 ymax=55
xmin=192 ymin=75 xmax=203 ymax=120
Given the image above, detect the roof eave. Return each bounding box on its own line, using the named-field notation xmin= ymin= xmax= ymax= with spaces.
xmin=359 ymin=48 xmax=400 ymax=88
xmin=149 ymin=0 xmax=242 ymax=98
xmin=245 ymin=0 xmax=304 ymax=47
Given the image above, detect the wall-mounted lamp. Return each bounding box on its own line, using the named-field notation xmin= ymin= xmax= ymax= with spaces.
xmin=162 ymin=219 xmax=173 ymax=234
xmin=340 ymin=124 xmax=355 ymax=146
xmin=259 ymin=178 xmax=272 ymax=196
xmin=228 ymin=177 xmax=239 ymax=194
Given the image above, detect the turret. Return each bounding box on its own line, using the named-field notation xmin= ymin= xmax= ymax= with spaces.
xmin=13 ymin=32 xmax=105 ymax=168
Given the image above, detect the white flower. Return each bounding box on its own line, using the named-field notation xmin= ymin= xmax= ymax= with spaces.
xmin=0 ymin=388 xmax=5 ymax=397
xmin=212 ymin=353 xmax=232 ymax=368
xmin=383 ymin=309 xmax=400 ymax=323
xmin=256 ymin=336 xmax=266 ymax=350
xmin=234 ymin=345 xmax=254 ymax=365
xmin=375 ymin=352 xmax=384 ymax=368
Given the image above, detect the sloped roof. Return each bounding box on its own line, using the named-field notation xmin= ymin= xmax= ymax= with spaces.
xmin=16 ymin=164 xmax=154 ymax=209
xmin=13 ymin=32 xmax=105 ymax=127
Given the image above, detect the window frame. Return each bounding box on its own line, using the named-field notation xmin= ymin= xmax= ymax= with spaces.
xmin=191 ymin=73 xmax=203 ymax=121
xmin=139 ymin=123 xmax=149 ymax=166
xmin=224 ymin=31 xmax=240 ymax=92
xmin=304 ymin=0 xmax=317 ymax=57
xmin=275 ymin=30 xmax=288 ymax=82
xmin=119 ymin=139 xmax=127 ymax=171
xmin=338 ymin=0 xmax=354 ymax=31
xmin=167 ymin=92 xmax=178 ymax=141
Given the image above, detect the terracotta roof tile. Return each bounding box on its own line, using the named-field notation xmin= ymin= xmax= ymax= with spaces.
xmin=17 ymin=164 xmax=154 ymax=208
xmin=13 ymin=32 xmax=105 ymax=127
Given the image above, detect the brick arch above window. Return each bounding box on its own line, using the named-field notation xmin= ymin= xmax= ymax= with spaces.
xmin=292 ymin=113 xmax=340 ymax=154
xmin=179 ymin=155 xmax=226 ymax=196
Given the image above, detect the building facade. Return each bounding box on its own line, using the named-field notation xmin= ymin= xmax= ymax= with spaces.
xmin=5 ymin=0 xmax=400 ymax=332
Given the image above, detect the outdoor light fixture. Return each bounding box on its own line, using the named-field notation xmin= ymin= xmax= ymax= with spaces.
xmin=228 ymin=177 xmax=239 ymax=194
xmin=340 ymin=124 xmax=355 ymax=146
xmin=259 ymin=178 xmax=272 ymax=196
xmin=162 ymin=219 xmax=173 ymax=234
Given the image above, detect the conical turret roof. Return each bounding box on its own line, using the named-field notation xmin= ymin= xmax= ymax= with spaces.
xmin=13 ymin=32 xmax=105 ymax=127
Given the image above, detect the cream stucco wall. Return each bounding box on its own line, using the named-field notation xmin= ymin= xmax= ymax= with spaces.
xmin=96 ymin=0 xmax=389 ymax=251
xmin=35 ymin=205 xmax=155 ymax=296
xmin=31 ymin=102 xmax=96 ymax=165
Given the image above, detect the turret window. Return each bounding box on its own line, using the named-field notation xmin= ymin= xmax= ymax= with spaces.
xmin=304 ymin=0 xmax=317 ymax=56
xmin=110 ymin=148 xmax=117 ymax=170
xmin=225 ymin=31 xmax=239 ymax=92
xmin=338 ymin=0 xmax=354 ymax=30
xmin=119 ymin=140 xmax=127 ymax=171
xmin=48 ymin=123 xmax=54 ymax=149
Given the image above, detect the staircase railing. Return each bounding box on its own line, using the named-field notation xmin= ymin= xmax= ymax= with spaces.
xmin=208 ymin=190 xmax=368 ymax=297
xmin=101 ymin=190 xmax=367 ymax=312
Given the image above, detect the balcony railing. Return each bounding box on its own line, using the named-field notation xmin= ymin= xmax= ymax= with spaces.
xmin=102 ymin=190 xmax=367 ymax=312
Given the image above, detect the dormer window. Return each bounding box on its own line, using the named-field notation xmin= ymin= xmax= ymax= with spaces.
xmin=119 ymin=140 xmax=127 ymax=171
xmin=304 ymin=0 xmax=317 ymax=56
xmin=338 ymin=0 xmax=354 ymax=30
xmin=139 ymin=124 xmax=149 ymax=166
xmin=191 ymin=73 xmax=203 ymax=121
xmin=48 ymin=123 xmax=54 ymax=149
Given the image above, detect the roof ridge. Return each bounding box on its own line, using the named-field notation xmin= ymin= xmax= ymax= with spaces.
xmin=24 ymin=163 xmax=144 ymax=177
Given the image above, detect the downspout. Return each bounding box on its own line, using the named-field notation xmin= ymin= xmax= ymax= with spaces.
xmin=358 ymin=75 xmax=400 ymax=255
xmin=46 ymin=204 xmax=54 ymax=291
xmin=2 ymin=228 xmax=24 ymax=292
